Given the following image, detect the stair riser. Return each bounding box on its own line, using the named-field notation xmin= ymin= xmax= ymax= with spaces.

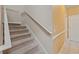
xmin=9 ymin=27 xmax=26 ymax=30
xmin=9 ymin=24 xmax=20 ymax=26
xmin=10 ymin=30 xmax=29 ymax=35
xmin=9 ymin=24 xmax=21 ymax=27
xmin=11 ymin=34 xmax=31 ymax=41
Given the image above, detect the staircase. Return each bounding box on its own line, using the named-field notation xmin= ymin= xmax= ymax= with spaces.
xmin=3 ymin=23 xmax=40 ymax=54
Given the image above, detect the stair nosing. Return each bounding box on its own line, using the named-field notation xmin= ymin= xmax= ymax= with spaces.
xmin=11 ymin=33 xmax=31 ymax=39
xmin=10 ymin=29 xmax=28 ymax=32
xmin=8 ymin=23 xmax=21 ymax=25
xmin=9 ymin=26 xmax=26 ymax=28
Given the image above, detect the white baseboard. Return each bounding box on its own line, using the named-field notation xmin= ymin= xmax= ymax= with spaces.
xmin=8 ymin=22 xmax=21 ymax=24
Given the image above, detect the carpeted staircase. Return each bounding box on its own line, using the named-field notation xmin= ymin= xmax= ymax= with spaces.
xmin=3 ymin=23 xmax=40 ymax=54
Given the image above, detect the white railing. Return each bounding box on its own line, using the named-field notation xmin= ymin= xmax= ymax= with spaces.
xmin=22 ymin=11 xmax=52 ymax=35
xmin=53 ymin=30 xmax=65 ymax=39
xmin=0 ymin=7 xmax=11 ymax=52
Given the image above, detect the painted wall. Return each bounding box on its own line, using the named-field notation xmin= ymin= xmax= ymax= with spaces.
xmin=52 ymin=6 xmax=66 ymax=53
xmin=24 ymin=5 xmax=52 ymax=32
xmin=5 ymin=5 xmax=25 ymax=23
xmin=5 ymin=5 xmax=25 ymax=12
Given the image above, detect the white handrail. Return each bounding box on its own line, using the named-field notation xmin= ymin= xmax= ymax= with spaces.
xmin=0 ymin=7 xmax=11 ymax=52
xmin=4 ymin=7 xmax=11 ymax=47
xmin=22 ymin=11 xmax=52 ymax=35
xmin=53 ymin=30 xmax=65 ymax=39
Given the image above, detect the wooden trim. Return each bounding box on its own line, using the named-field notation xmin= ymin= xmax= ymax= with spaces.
xmin=3 ymin=7 xmax=11 ymax=50
xmin=53 ymin=33 xmax=65 ymax=53
xmin=53 ymin=30 xmax=65 ymax=39
xmin=0 ymin=7 xmax=11 ymax=51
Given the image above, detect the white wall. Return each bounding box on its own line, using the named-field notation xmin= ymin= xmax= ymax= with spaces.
xmin=24 ymin=5 xmax=52 ymax=32
xmin=5 ymin=5 xmax=25 ymax=12
xmin=5 ymin=5 xmax=25 ymax=23
xmin=22 ymin=5 xmax=53 ymax=53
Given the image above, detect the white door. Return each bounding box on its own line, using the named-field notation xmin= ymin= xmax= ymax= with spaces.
xmin=69 ymin=14 xmax=79 ymax=42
